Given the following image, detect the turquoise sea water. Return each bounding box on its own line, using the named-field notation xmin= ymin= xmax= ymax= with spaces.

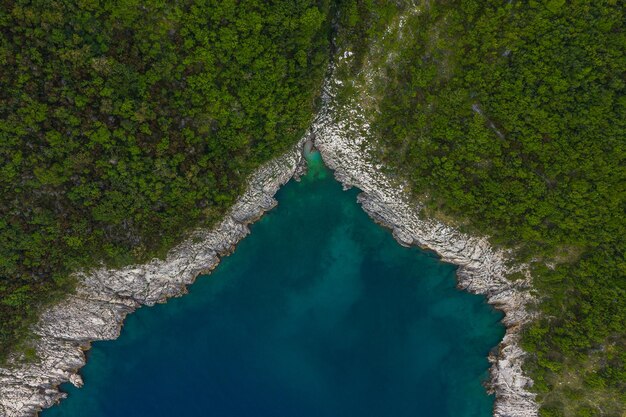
xmin=44 ymin=152 xmax=504 ymax=417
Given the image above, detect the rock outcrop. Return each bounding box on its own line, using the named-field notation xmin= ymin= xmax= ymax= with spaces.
xmin=312 ymin=78 xmax=539 ymax=417
xmin=0 ymin=139 xmax=306 ymax=417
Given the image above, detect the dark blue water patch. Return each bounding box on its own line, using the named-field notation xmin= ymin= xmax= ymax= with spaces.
xmin=44 ymin=152 xmax=504 ymax=417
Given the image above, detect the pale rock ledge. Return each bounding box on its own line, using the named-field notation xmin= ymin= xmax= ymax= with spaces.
xmin=0 ymin=138 xmax=306 ymax=417
xmin=1 ymin=77 xmax=539 ymax=417
xmin=312 ymin=76 xmax=539 ymax=417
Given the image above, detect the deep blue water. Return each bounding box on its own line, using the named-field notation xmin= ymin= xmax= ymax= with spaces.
xmin=44 ymin=152 xmax=504 ymax=417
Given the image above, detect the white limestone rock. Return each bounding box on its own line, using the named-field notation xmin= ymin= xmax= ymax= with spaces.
xmin=312 ymin=74 xmax=539 ymax=417
xmin=0 ymin=138 xmax=306 ymax=417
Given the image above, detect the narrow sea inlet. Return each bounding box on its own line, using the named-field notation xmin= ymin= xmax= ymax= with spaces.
xmin=44 ymin=152 xmax=504 ymax=417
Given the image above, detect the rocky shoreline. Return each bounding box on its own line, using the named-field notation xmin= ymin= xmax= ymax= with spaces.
xmin=1 ymin=75 xmax=538 ymax=416
xmin=0 ymin=138 xmax=307 ymax=417
xmin=312 ymin=77 xmax=539 ymax=417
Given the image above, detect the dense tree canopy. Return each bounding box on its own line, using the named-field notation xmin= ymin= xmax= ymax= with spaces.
xmin=0 ymin=0 xmax=331 ymax=361
xmin=333 ymin=1 xmax=625 ymax=415
xmin=1 ymin=0 xmax=624 ymax=415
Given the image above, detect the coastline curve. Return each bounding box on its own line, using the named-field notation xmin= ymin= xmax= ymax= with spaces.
xmin=0 ymin=139 xmax=307 ymax=417
xmin=1 ymin=74 xmax=539 ymax=417
xmin=312 ymin=75 xmax=539 ymax=417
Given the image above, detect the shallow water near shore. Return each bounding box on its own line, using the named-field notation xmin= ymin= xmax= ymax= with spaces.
xmin=44 ymin=151 xmax=504 ymax=417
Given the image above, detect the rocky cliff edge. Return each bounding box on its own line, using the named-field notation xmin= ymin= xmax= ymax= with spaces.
xmin=0 ymin=139 xmax=306 ymax=417
xmin=312 ymin=77 xmax=539 ymax=417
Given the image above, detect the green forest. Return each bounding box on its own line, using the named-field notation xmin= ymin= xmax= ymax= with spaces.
xmin=1 ymin=0 xmax=624 ymax=416
xmin=331 ymin=0 xmax=625 ymax=415
xmin=0 ymin=0 xmax=331 ymax=361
